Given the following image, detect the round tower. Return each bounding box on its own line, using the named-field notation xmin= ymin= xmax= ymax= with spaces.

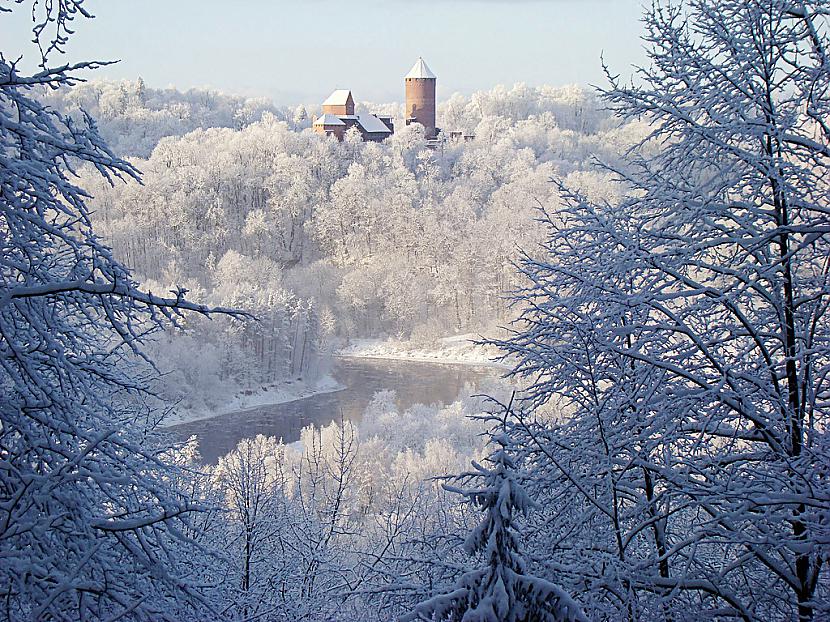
xmin=405 ymin=57 xmax=437 ymax=139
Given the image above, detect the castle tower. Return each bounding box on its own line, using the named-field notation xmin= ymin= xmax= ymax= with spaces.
xmin=322 ymin=89 xmax=354 ymax=116
xmin=405 ymin=57 xmax=437 ymax=139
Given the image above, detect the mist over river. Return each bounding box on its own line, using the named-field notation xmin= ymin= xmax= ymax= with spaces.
xmin=167 ymin=357 xmax=503 ymax=464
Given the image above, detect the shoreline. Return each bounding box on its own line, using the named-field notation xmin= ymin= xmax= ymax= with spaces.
xmin=334 ymin=352 xmax=511 ymax=370
xmin=334 ymin=335 xmax=513 ymax=370
xmin=161 ymin=376 xmax=346 ymax=428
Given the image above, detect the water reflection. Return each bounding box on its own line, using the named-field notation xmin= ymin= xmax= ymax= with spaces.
xmin=166 ymin=357 xmax=502 ymax=464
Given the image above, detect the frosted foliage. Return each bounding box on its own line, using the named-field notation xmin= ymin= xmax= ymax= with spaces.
xmin=72 ymin=78 xmax=636 ymax=344
xmin=12 ymin=1 xmax=829 ymax=620
xmin=0 ymin=3 xmax=238 ymax=620
xmin=495 ymin=1 xmax=830 ymax=620
xmin=199 ymin=394 xmax=506 ymax=621
xmin=439 ymin=83 xmax=610 ymax=136
xmin=360 ymin=391 xmax=488 ymax=456
xmin=404 ymin=427 xmax=587 ymax=622
xmin=39 ymin=78 xmax=293 ymax=157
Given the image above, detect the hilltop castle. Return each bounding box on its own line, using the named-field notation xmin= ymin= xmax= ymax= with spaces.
xmin=313 ymin=57 xmax=438 ymax=142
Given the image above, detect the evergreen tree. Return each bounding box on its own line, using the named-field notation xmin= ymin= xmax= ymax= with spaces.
xmin=403 ymin=410 xmax=586 ymax=622
xmin=136 ymin=75 xmax=147 ymax=105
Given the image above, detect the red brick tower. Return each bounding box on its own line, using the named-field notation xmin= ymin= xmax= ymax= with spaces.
xmin=405 ymin=57 xmax=437 ymax=139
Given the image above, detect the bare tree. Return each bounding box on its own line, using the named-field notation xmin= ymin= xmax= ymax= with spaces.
xmin=1 ymin=3 xmax=241 ymax=619
xmin=212 ymin=435 xmax=288 ymax=619
xmin=497 ymin=1 xmax=830 ymax=620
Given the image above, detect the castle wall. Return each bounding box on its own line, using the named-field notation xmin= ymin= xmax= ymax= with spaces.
xmin=313 ymin=124 xmax=346 ymax=141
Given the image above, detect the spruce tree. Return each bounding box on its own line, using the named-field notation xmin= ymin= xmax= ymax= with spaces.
xmin=403 ymin=414 xmax=587 ymax=622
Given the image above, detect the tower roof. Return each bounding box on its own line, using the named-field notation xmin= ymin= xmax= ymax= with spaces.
xmin=322 ymin=89 xmax=353 ymax=106
xmin=405 ymin=57 xmax=436 ymax=80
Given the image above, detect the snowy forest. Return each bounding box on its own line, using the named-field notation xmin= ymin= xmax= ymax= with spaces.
xmin=1 ymin=1 xmax=828 ymax=621
xmin=31 ymin=72 xmax=637 ymax=415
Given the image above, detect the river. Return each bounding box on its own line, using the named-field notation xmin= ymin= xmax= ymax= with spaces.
xmin=166 ymin=357 xmax=504 ymax=464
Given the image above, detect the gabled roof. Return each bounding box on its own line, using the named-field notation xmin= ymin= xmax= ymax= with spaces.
xmin=357 ymin=114 xmax=392 ymax=134
xmin=313 ymin=114 xmax=346 ymax=126
xmin=405 ymin=57 xmax=436 ymax=79
xmin=322 ymin=89 xmax=353 ymax=106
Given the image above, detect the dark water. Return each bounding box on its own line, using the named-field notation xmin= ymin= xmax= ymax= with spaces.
xmin=166 ymin=357 xmax=502 ymax=464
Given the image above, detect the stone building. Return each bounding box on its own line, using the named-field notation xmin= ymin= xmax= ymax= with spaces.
xmin=313 ymin=57 xmax=439 ymax=142
xmin=313 ymin=89 xmax=393 ymax=142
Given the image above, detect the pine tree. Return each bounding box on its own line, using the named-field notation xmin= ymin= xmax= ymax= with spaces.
xmin=136 ymin=75 xmax=147 ymax=105
xmin=403 ymin=411 xmax=587 ymax=622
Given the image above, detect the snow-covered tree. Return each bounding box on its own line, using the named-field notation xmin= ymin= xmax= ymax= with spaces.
xmin=66 ymin=75 xmax=634 ymax=344
xmin=403 ymin=410 xmax=586 ymax=622
xmin=1 ymin=3 xmax=239 ymax=619
xmin=42 ymin=78 xmax=289 ymax=158
xmin=497 ymin=1 xmax=830 ymax=619
xmin=211 ymin=435 xmax=290 ymax=619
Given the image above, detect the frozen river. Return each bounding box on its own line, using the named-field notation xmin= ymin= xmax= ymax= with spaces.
xmin=166 ymin=357 xmax=503 ymax=463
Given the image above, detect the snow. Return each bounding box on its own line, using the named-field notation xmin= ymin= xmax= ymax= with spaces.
xmin=357 ymin=113 xmax=392 ymax=134
xmin=160 ymin=375 xmax=345 ymax=427
xmin=405 ymin=57 xmax=436 ymax=79
xmin=336 ymin=334 xmax=510 ymax=368
xmin=313 ymin=113 xmax=346 ymax=126
xmin=322 ymin=89 xmax=353 ymax=106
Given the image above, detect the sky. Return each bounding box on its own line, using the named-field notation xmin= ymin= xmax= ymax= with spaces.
xmin=1 ymin=0 xmax=648 ymax=106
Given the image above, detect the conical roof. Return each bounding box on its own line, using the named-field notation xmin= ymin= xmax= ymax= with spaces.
xmin=405 ymin=57 xmax=436 ymax=79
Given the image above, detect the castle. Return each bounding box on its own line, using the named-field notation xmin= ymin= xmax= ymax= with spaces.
xmin=313 ymin=57 xmax=438 ymax=142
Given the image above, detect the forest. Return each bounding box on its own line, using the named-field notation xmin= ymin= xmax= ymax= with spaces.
xmin=1 ymin=1 xmax=828 ymax=621
xmin=41 ymin=76 xmax=637 ymax=414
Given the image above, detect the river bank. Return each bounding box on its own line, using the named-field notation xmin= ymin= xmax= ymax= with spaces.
xmin=166 ymin=357 xmax=504 ymax=463
xmin=335 ymin=334 xmax=510 ymax=368
xmin=160 ymin=375 xmax=345 ymax=428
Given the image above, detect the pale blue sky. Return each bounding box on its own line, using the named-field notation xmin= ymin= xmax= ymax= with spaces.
xmin=2 ymin=0 xmax=648 ymax=106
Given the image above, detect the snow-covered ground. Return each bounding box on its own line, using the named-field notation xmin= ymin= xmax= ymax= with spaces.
xmin=160 ymin=375 xmax=345 ymax=427
xmin=336 ymin=334 xmax=511 ymax=368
